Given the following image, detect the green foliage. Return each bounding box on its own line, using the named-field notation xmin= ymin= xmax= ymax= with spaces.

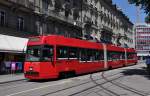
xmin=145 ymin=15 xmax=150 ymax=23
xmin=128 ymin=0 xmax=150 ymax=22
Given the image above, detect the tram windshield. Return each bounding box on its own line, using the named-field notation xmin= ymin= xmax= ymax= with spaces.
xmin=26 ymin=45 xmax=53 ymax=62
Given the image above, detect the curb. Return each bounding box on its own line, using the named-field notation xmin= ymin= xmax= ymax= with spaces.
xmin=0 ymin=78 xmax=27 ymax=84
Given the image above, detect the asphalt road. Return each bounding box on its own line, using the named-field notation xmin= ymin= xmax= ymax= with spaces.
xmin=0 ymin=63 xmax=150 ymax=96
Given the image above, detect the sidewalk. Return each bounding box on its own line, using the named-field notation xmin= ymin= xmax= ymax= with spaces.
xmin=0 ymin=73 xmax=26 ymax=84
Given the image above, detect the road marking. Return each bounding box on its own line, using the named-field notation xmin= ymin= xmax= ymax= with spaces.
xmin=6 ymin=80 xmax=71 ymax=96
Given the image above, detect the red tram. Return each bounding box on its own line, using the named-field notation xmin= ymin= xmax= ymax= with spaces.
xmin=24 ymin=35 xmax=137 ymax=80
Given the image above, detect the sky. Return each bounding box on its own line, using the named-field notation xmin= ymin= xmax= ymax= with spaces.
xmin=112 ymin=0 xmax=146 ymax=24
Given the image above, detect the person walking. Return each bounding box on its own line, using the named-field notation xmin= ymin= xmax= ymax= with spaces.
xmin=11 ymin=62 xmax=16 ymax=74
xmin=4 ymin=61 xmax=11 ymax=74
xmin=146 ymin=56 xmax=150 ymax=75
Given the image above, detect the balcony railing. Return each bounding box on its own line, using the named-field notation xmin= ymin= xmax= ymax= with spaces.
xmin=47 ymin=10 xmax=82 ymax=27
xmin=7 ymin=0 xmax=34 ymax=10
xmin=35 ymin=8 xmax=82 ymax=28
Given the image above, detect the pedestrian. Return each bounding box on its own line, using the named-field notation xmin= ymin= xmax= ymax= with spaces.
xmin=4 ymin=61 xmax=11 ymax=74
xmin=16 ymin=62 xmax=23 ymax=73
xmin=145 ymin=56 xmax=150 ymax=75
xmin=11 ymin=62 xmax=16 ymax=74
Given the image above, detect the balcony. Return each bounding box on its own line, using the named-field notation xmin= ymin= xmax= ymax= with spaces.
xmin=0 ymin=0 xmax=34 ymax=12
xmin=101 ymin=25 xmax=113 ymax=32
xmin=35 ymin=8 xmax=82 ymax=28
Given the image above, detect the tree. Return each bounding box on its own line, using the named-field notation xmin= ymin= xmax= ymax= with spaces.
xmin=128 ymin=0 xmax=150 ymax=23
xmin=145 ymin=15 xmax=150 ymax=23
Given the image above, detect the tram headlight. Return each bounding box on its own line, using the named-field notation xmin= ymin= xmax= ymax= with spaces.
xmin=29 ymin=67 xmax=33 ymax=71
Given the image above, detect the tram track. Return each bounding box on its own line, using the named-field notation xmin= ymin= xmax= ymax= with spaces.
xmin=6 ymin=64 xmax=147 ymax=96
xmin=89 ymin=74 xmax=121 ymax=96
xmin=69 ymin=70 xmax=149 ymax=96
xmin=63 ymin=68 xmax=149 ymax=96
xmin=68 ymin=72 xmax=123 ymax=96
xmin=80 ymin=71 xmax=149 ymax=96
xmin=101 ymin=72 xmax=149 ymax=96
xmin=40 ymin=72 xmax=124 ymax=96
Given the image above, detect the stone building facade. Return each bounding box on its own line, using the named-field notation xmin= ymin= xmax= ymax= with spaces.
xmin=0 ymin=0 xmax=134 ymax=47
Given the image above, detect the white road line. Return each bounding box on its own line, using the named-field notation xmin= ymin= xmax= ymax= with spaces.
xmin=6 ymin=80 xmax=71 ymax=96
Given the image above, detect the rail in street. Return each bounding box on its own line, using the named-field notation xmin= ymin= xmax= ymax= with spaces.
xmin=0 ymin=62 xmax=149 ymax=96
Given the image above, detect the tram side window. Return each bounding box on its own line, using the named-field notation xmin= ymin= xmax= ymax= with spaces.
xmin=57 ymin=46 xmax=68 ymax=59
xmin=122 ymin=53 xmax=125 ymax=59
xmin=68 ymin=47 xmax=78 ymax=59
xmin=107 ymin=51 xmax=112 ymax=60
xmin=92 ymin=50 xmax=97 ymax=61
xmin=127 ymin=53 xmax=136 ymax=60
xmin=80 ymin=49 xmax=96 ymax=61
xmin=88 ymin=50 xmax=103 ymax=61
xmin=127 ymin=53 xmax=132 ymax=59
xmin=108 ymin=51 xmax=123 ymax=60
xmin=87 ymin=49 xmax=93 ymax=61
xmin=42 ymin=45 xmax=53 ymax=61
xmin=97 ymin=51 xmax=104 ymax=60
xmin=80 ymin=49 xmax=87 ymax=61
xmin=79 ymin=49 xmax=104 ymax=61
xmin=117 ymin=52 xmax=125 ymax=60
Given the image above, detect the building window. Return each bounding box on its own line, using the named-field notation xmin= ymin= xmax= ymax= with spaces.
xmin=36 ymin=21 xmax=40 ymax=34
xmin=0 ymin=11 xmax=6 ymax=26
xmin=57 ymin=46 xmax=68 ymax=59
xmin=42 ymin=23 xmax=47 ymax=35
xmin=17 ymin=17 xmax=24 ymax=31
xmin=42 ymin=0 xmax=49 ymax=12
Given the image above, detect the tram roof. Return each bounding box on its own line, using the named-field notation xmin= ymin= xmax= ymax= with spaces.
xmin=28 ymin=35 xmax=103 ymax=50
xmin=106 ymin=44 xmax=125 ymax=52
xmin=126 ymin=48 xmax=136 ymax=53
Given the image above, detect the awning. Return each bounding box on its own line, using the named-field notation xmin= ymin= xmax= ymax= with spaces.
xmin=0 ymin=34 xmax=28 ymax=53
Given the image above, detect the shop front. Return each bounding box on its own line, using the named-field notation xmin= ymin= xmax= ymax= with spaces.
xmin=0 ymin=34 xmax=28 ymax=74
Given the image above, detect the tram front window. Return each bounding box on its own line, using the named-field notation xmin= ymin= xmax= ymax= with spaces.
xmin=26 ymin=45 xmax=53 ymax=62
xmin=26 ymin=46 xmax=41 ymax=62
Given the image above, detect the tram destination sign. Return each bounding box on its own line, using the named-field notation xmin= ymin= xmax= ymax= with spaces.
xmin=29 ymin=37 xmax=40 ymax=42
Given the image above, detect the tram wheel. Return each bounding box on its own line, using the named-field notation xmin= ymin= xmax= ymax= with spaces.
xmin=108 ymin=66 xmax=112 ymax=70
xmin=59 ymin=71 xmax=76 ymax=79
xmin=123 ymin=64 xmax=126 ymax=67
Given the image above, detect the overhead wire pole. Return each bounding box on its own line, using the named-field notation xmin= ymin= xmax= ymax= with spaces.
xmin=81 ymin=0 xmax=83 ymax=39
xmin=127 ymin=1 xmax=141 ymax=48
xmin=136 ymin=6 xmax=140 ymax=24
xmin=134 ymin=5 xmax=141 ymax=49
